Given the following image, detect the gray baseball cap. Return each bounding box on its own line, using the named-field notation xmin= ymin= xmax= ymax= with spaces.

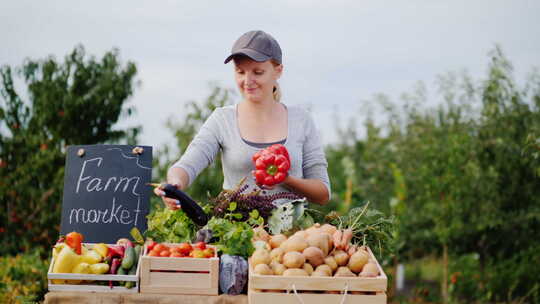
xmin=224 ymin=30 xmax=282 ymax=64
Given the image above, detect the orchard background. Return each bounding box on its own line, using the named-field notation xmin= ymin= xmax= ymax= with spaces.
xmin=1 ymin=45 xmax=539 ymax=303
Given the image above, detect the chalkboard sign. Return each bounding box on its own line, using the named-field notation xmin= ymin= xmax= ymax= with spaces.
xmin=60 ymin=145 xmax=152 ymax=243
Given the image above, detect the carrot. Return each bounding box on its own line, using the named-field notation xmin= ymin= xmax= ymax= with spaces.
xmin=333 ymin=230 xmax=343 ymax=249
xmin=341 ymin=229 xmax=353 ymax=249
xmin=348 ymin=244 xmax=357 ymax=256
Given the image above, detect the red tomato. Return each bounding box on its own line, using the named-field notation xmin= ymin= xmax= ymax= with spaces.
xmin=191 ymin=249 xmax=206 ymax=258
xmin=146 ymin=240 xmax=157 ymax=251
xmin=202 ymin=248 xmax=215 ymax=258
xmin=148 ymin=250 xmax=160 ymax=257
xmin=178 ymin=243 xmax=193 ymax=255
xmin=194 ymin=242 xmax=206 ymax=250
xmin=154 ymin=243 xmax=168 ymax=253
xmin=160 ymin=250 xmax=171 ymax=257
xmin=170 ymin=252 xmax=183 ymax=258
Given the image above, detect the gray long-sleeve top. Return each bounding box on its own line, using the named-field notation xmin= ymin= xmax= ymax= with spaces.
xmin=171 ymin=104 xmax=331 ymax=199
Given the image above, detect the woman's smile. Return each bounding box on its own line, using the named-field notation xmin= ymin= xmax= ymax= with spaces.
xmin=245 ymin=87 xmax=258 ymax=94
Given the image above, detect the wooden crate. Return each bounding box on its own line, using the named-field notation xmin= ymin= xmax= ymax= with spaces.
xmin=139 ymin=243 xmax=219 ymax=295
xmin=248 ymin=247 xmax=387 ymax=304
xmin=47 ymin=243 xmax=141 ymax=293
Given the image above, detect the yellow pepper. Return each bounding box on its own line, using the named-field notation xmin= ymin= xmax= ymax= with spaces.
xmin=93 ymin=243 xmax=109 ymax=258
xmin=81 ymin=250 xmax=102 ymax=264
xmin=51 ymin=246 xmax=81 ymax=284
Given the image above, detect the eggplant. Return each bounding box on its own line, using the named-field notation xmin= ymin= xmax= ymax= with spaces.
xmin=148 ymin=183 xmax=208 ymax=226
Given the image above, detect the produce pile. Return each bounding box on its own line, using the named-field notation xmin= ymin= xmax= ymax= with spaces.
xmin=145 ymin=240 xmax=215 ymax=258
xmin=51 ymin=231 xmax=141 ymax=288
xmin=250 ymin=223 xmax=380 ymax=278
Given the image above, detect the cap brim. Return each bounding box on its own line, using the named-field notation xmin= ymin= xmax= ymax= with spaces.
xmin=224 ymin=48 xmax=271 ymax=64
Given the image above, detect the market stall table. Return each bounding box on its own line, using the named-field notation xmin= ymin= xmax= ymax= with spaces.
xmin=43 ymin=292 xmax=248 ymax=304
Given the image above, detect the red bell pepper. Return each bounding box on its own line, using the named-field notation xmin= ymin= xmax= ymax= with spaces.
xmin=65 ymin=231 xmax=83 ymax=255
xmin=109 ymin=245 xmax=125 ymax=258
xmin=252 ymin=144 xmax=290 ymax=187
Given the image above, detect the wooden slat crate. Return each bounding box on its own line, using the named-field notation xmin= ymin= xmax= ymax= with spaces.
xmin=139 ymin=243 xmax=219 ymax=295
xmin=248 ymin=246 xmax=387 ymax=304
xmin=47 ymin=243 xmax=141 ymax=293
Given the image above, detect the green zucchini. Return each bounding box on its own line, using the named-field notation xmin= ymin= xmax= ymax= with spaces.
xmin=121 ymin=246 xmax=135 ymax=270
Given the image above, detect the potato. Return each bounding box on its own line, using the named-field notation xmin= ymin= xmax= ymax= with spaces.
xmin=303 ymin=262 xmax=314 ymax=275
xmin=315 ymin=264 xmax=332 ymax=276
xmin=251 ymin=249 xmax=271 ymax=267
xmin=333 ymin=250 xmax=349 ymax=266
xmin=303 ymin=246 xmax=325 ymax=267
xmin=306 ymin=233 xmax=330 ymax=256
xmin=253 ymin=226 xmax=270 ymax=242
xmin=269 ymin=234 xmax=287 ymax=249
xmin=283 ymin=268 xmax=309 ymax=277
xmin=253 ymin=240 xmax=271 ymax=251
xmin=320 ymin=224 xmax=337 ymax=236
xmin=348 ymin=250 xmax=369 ymax=273
xmin=304 ymin=225 xmax=321 ymax=236
xmin=254 ymin=263 xmax=273 ymax=275
xmin=282 ymin=235 xmax=308 ymax=253
xmin=311 ymin=270 xmax=331 ymax=277
xmin=270 ymin=262 xmax=287 ymax=276
xmin=359 ymin=262 xmax=379 ymax=277
xmin=293 ymin=230 xmax=308 ymax=239
xmin=270 ymin=247 xmax=285 ymax=263
xmin=334 ymin=266 xmax=356 ymax=277
xmin=283 ymin=251 xmax=305 ymax=268
xmin=324 ymin=256 xmax=338 ymax=272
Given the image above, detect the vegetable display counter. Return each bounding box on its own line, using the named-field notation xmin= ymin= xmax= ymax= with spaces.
xmin=43 ymin=291 xmax=248 ymax=304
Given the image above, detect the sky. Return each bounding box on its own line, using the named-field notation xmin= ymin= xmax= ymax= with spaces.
xmin=1 ymin=0 xmax=539 ymax=151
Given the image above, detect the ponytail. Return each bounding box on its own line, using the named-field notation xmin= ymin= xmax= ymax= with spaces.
xmin=273 ymin=83 xmax=282 ymax=102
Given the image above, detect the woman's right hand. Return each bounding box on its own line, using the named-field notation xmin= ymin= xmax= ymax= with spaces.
xmin=153 ymin=183 xmax=182 ymax=211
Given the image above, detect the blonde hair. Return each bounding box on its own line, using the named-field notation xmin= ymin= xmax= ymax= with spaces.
xmin=273 ymin=83 xmax=282 ymax=103
xmin=271 ymin=59 xmax=282 ymax=102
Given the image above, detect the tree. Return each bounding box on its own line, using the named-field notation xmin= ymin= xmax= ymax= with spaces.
xmin=0 ymin=45 xmax=140 ymax=254
xmin=324 ymin=46 xmax=540 ymax=302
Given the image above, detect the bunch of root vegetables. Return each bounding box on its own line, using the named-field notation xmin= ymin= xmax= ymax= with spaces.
xmin=250 ymin=223 xmax=380 ymax=278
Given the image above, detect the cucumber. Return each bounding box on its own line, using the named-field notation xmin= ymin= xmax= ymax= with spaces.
xmin=121 ymin=246 xmax=135 ymax=270
xmin=125 ymin=265 xmax=137 ymax=289
xmin=133 ymin=245 xmax=141 ymax=269
xmin=134 ymin=245 xmax=142 ymax=258
xmin=117 ymin=267 xmax=126 ymax=286
xmin=128 ymin=263 xmax=137 ymax=274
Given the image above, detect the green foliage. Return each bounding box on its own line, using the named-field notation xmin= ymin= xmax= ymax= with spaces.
xmin=324 ymin=46 xmax=540 ymax=302
xmin=145 ymin=207 xmax=199 ymax=243
xmin=326 ymin=203 xmax=395 ymax=260
xmin=0 ymin=249 xmax=49 ymax=303
xmin=0 ymin=45 xmax=140 ymax=255
xmin=206 ymin=216 xmax=255 ymax=258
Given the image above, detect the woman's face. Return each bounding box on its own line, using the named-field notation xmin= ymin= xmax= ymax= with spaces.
xmin=234 ymin=57 xmax=282 ymax=103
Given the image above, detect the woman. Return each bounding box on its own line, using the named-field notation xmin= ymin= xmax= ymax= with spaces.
xmin=155 ymin=30 xmax=330 ymax=209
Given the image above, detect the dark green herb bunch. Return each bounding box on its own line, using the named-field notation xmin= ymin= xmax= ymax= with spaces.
xmin=205 ymin=209 xmax=265 ymax=258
